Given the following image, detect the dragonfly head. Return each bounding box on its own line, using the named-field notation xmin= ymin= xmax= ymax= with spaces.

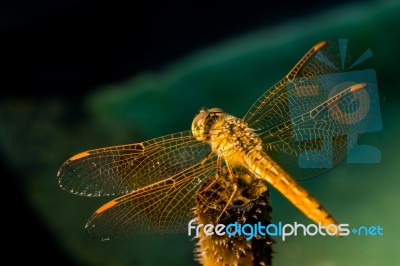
xmin=192 ymin=107 xmax=225 ymax=141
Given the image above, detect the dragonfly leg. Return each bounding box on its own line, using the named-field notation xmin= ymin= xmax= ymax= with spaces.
xmin=200 ymin=150 xmax=213 ymax=166
xmin=216 ymin=182 xmax=238 ymax=223
xmin=216 ymin=159 xmax=238 ymax=223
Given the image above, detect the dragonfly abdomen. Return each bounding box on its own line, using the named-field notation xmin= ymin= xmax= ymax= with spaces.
xmin=244 ymin=150 xmax=339 ymax=234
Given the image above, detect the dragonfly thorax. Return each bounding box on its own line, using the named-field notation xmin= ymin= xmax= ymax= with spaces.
xmin=192 ymin=108 xmax=263 ymax=160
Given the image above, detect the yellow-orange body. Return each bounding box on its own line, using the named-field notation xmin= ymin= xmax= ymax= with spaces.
xmin=192 ymin=109 xmax=338 ymax=233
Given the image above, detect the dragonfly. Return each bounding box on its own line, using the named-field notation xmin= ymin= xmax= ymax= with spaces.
xmin=58 ymin=40 xmax=370 ymax=239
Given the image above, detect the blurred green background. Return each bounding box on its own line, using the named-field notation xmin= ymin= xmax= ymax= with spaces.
xmin=1 ymin=0 xmax=400 ymax=265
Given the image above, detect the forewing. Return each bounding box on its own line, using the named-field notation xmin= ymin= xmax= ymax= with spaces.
xmin=57 ymin=131 xmax=211 ymax=197
xmin=244 ymin=40 xmax=378 ymax=178
xmin=243 ymin=41 xmax=332 ymax=131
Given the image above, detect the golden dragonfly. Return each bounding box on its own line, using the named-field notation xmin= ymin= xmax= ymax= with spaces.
xmin=58 ymin=40 xmax=371 ymax=238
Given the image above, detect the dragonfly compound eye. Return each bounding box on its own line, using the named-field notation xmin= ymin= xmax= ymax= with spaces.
xmin=191 ymin=109 xmax=210 ymax=141
xmin=192 ymin=108 xmax=226 ymax=142
xmin=208 ymin=107 xmax=224 ymax=114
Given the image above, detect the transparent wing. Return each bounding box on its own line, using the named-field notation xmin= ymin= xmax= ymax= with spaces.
xmin=244 ymin=40 xmax=379 ymax=178
xmin=85 ymin=155 xmax=218 ymax=239
xmin=57 ymin=131 xmax=211 ymax=197
xmin=244 ymin=41 xmax=329 ymax=131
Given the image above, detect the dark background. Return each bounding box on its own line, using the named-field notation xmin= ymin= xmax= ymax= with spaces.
xmin=1 ymin=0 xmax=396 ymax=265
xmin=3 ymin=0 xmax=362 ymax=100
